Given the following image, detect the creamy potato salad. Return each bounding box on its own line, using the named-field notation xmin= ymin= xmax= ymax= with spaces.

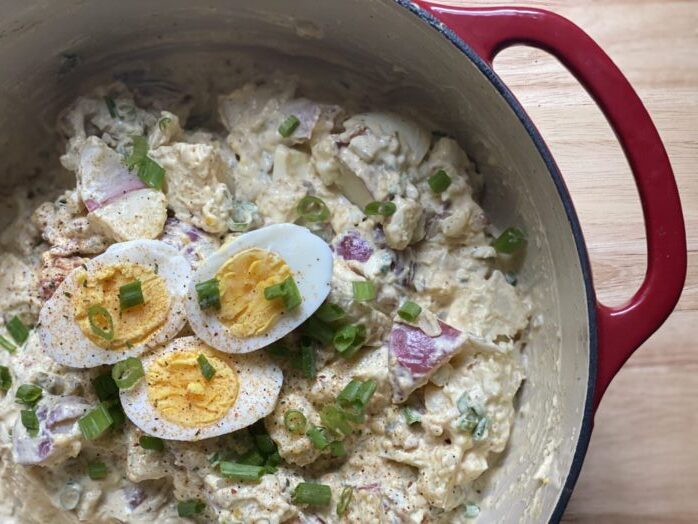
xmin=0 ymin=77 xmax=530 ymax=523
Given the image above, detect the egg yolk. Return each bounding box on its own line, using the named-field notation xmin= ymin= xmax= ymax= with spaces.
xmin=73 ymin=262 xmax=170 ymax=349
xmin=216 ymin=248 xmax=293 ymax=338
xmin=146 ymin=345 xmax=239 ymax=428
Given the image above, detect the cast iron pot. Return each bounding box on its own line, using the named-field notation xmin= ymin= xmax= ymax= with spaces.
xmin=0 ymin=1 xmax=686 ymax=522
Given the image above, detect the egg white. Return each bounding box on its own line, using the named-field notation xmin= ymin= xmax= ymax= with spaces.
xmin=120 ymin=336 xmax=283 ymax=440
xmin=38 ymin=240 xmax=191 ymax=368
xmin=185 ymin=223 xmax=333 ymax=353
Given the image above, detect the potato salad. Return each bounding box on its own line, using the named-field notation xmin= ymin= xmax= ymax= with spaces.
xmin=0 ymin=77 xmax=530 ymax=523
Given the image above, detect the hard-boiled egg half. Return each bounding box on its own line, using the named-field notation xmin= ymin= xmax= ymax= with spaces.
xmin=185 ymin=223 xmax=333 ymax=353
xmin=39 ymin=240 xmax=191 ymax=368
xmin=120 ymin=336 xmax=282 ymax=440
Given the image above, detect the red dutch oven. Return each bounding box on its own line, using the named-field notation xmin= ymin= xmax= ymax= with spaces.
xmin=0 ymin=0 xmax=687 ymax=521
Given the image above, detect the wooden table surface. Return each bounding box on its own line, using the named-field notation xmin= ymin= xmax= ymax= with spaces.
xmin=434 ymin=1 xmax=697 ymax=522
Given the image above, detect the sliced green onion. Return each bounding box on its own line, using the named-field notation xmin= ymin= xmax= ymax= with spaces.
xmin=338 ymin=326 xmax=367 ymax=360
xmin=7 ymin=316 xmax=29 ymax=345
xmin=300 ymin=338 xmax=317 ymax=380
xmin=352 ymin=281 xmax=375 ymax=302
xmin=292 ymin=482 xmax=332 ymax=506
xmin=339 ymin=402 xmax=365 ymax=424
xmin=265 ymin=451 xmax=281 ymax=474
xmin=302 ymin=316 xmax=334 ymax=345
xmin=104 ymin=96 xmax=119 ymax=119
xmin=333 ymin=325 xmax=361 ymax=353
xmin=464 ymin=502 xmax=481 ymax=518
xmin=253 ymin=433 xmax=277 ymax=455
xmin=21 ymin=409 xmax=39 ymax=436
xmin=402 ymin=406 xmax=422 ymax=425
xmin=112 ymin=357 xmax=144 ymax=390
xmin=219 ymin=461 xmax=266 ymax=482
xmin=329 ymin=440 xmax=347 ymax=457
xmin=364 ymin=201 xmax=397 ymax=217
xmin=127 ymin=136 xmax=148 ymax=169
xmin=315 ymin=303 xmax=345 ymax=323
xmin=79 ymin=403 xmax=114 ymax=440
xmin=428 ymin=169 xmax=452 ymax=194
xmin=177 ymin=499 xmax=205 ymax=517
xmin=492 ymin=227 xmax=527 ymax=254
xmin=297 ymin=195 xmax=330 ymax=223
xmin=92 ymin=373 xmax=118 ymax=401
xmin=284 ymin=409 xmax=307 ymax=434
xmin=139 ymin=435 xmax=164 ymax=451
xmin=15 ymin=384 xmax=42 ymax=406
xmin=0 ymin=365 xmax=11 ymax=392
xmin=397 ymin=301 xmax=422 ymax=322
xmin=195 ymin=278 xmax=221 ymax=310
xmin=472 ymin=417 xmax=488 ymax=441
xmin=356 ymin=379 xmax=377 ymax=407
xmin=278 ymin=115 xmax=301 ymax=137
xmin=320 ymin=405 xmax=352 ymax=438
xmin=127 ymin=137 xmax=166 ymax=191
xmin=337 ymin=486 xmax=353 ymax=517
xmin=264 ymin=276 xmax=302 ymax=311
xmin=158 ymin=117 xmax=172 ymax=132
xmin=456 ymin=409 xmax=480 ymax=433
xmin=87 ymin=305 xmax=114 ymax=341
xmin=197 ymin=354 xmax=216 ymax=381
xmin=108 ymin=402 xmax=126 ymax=429
xmin=337 ymin=379 xmax=362 ymax=407
xmin=306 ymin=426 xmax=330 ymax=450
xmin=267 ymin=343 xmax=289 ymax=357
xmin=0 ymin=335 xmax=17 ymax=353
xmin=239 ymin=449 xmax=265 ymax=466
xmin=118 ymin=280 xmax=144 ymax=310
xmin=87 ymin=461 xmax=108 ymax=480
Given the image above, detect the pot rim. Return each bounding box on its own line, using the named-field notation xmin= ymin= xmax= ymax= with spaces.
xmin=395 ymin=1 xmax=598 ymax=521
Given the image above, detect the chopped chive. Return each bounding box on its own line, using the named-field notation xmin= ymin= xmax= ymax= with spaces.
xmin=87 ymin=461 xmax=108 ymax=480
xmin=264 ymin=276 xmax=302 ymax=311
xmin=197 ymin=354 xmax=216 ymax=381
xmin=352 ymin=281 xmax=375 ymax=302
xmin=118 ymin=280 xmax=144 ymax=310
xmin=21 ymin=409 xmax=39 ymax=436
xmin=112 ymin=358 xmax=144 ymax=390
xmin=337 ymin=486 xmax=353 ymax=517
xmin=302 ymin=316 xmax=335 ymax=345
xmin=364 ymin=201 xmax=397 ymax=217
xmin=79 ymin=403 xmax=114 ymax=440
xmin=300 ymin=338 xmax=317 ymax=380
xmin=87 ymin=305 xmax=114 ymax=341
xmin=306 ymin=426 xmax=330 ymax=450
xmin=402 ymin=406 xmax=422 ymax=425
xmin=329 ymin=440 xmax=347 ymax=457
xmin=0 ymin=366 xmax=11 ymax=392
xmin=356 ymin=379 xmax=377 ymax=407
xmin=284 ymin=409 xmax=307 ymax=434
xmin=315 ymin=302 xmax=345 ymax=323
xmin=397 ymin=301 xmax=422 ymax=322
xmin=239 ymin=449 xmax=265 ymax=466
xmin=492 ymin=227 xmax=526 ymax=254
xmin=195 ymin=278 xmax=221 ymax=310
xmin=177 ymin=499 xmax=205 ymax=517
xmin=464 ymin=502 xmax=480 ymax=518
xmin=92 ymin=373 xmax=118 ymax=401
xmin=104 ymin=96 xmax=119 ymax=119
xmin=253 ymin=433 xmax=277 ymax=456
xmin=278 ymin=115 xmax=301 ymax=137
xmin=0 ymin=335 xmax=16 ymax=353
xmin=337 ymin=380 xmax=362 ymax=407
xmin=296 ymin=195 xmax=330 ymax=223
xmin=7 ymin=316 xmax=29 ymax=345
xmin=139 ymin=435 xmax=164 ymax=451
xmin=219 ymin=461 xmax=266 ymax=482
xmin=292 ymin=482 xmax=332 ymax=506
xmin=15 ymin=384 xmax=42 ymax=406
xmin=320 ymin=405 xmax=352 ymax=438
xmin=428 ymin=169 xmax=452 ymax=193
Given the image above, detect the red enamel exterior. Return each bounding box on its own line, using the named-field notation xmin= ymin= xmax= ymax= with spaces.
xmin=413 ymin=2 xmax=687 ymax=412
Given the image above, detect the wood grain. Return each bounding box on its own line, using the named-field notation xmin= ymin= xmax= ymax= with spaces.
xmin=430 ymin=1 xmax=697 ymax=521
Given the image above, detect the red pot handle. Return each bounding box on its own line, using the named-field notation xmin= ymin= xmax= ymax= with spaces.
xmin=414 ymin=2 xmax=687 ymax=411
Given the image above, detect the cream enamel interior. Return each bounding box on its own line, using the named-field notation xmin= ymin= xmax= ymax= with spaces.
xmin=0 ymin=0 xmax=592 ymax=521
